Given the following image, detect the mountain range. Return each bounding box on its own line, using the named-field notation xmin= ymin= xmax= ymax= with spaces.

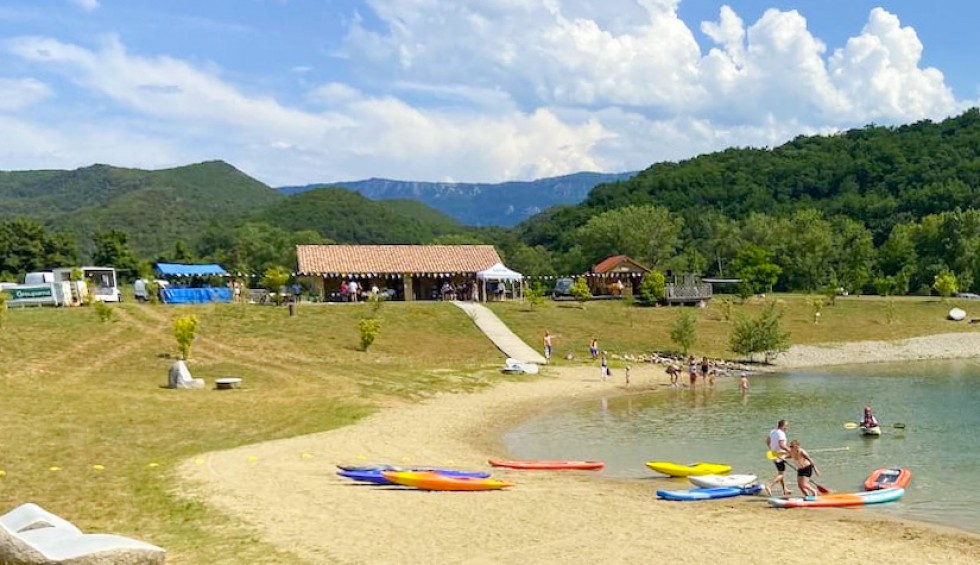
xmin=277 ymin=171 xmax=637 ymax=227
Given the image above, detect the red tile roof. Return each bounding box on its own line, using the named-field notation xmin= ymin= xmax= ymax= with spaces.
xmin=591 ymin=255 xmax=650 ymax=274
xmin=297 ymin=245 xmax=502 ymax=275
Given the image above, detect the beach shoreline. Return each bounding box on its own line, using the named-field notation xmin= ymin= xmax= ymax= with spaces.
xmin=179 ymin=334 xmax=980 ymax=564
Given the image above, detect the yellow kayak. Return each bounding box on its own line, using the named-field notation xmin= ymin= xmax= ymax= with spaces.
xmin=645 ymin=461 xmax=732 ymax=477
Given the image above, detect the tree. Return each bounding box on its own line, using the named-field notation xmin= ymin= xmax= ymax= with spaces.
xmin=730 ymin=302 xmax=790 ymax=362
xmin=575 ymin=205 xmax=682 ymax=267
xmin=0 ymin=219 xmax=78 ymax=279
xmin=730 ymin=245 xmax=781 ymax=294
xmin=933 ymin=269 xmax=958 ymax=300
xmin=638 ymin=271 xmax=666 ymax=305
xmin=570 ymin=277 xmax=591 ymax=308
xmin=525 ymin=282 xmax=545 ymax=310
xmin=173 ymin=315 xmax=199 ymax=360
xmin=358 ymin=317 xmax=381 ymax=351
xmin=91 ymin=230 xmax=140 ymax=282
xmin=262 ymin=266 xmax=291 ymax=305
xmin=670 ymin=309 xmax=697 ymax=355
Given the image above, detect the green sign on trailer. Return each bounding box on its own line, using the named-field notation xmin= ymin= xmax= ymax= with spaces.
xmin=10 ymin=286 xmax=53 ymax=300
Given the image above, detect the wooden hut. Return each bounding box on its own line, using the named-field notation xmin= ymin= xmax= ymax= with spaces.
xmin=587 ymin=255 xmax=650 ymax=297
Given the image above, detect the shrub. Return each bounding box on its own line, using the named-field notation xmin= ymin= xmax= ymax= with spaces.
xmin=174 ymin=314 xmax=200 ymax=360
xmin=730 ymin=301 xmax=790 ymax=363
xmin=358 ymin=317 xmax=381 ymax=352
xmin=638 ymin=271 xmax=665 ymax=305
xmin=670 ymin=309 xmax=697 ymax=355
xmin=525 ymin=282 xmax=545 ymax=310
xmin=570 ymin=277 xmax=591 ymax=308
xmin=261 ymin=266 xmax=291 ymax=305
xmin=93 ymin=301 xmax=115 ymax=323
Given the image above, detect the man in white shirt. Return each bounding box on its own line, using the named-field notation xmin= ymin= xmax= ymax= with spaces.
xmin=348 ymin=280 xmax=359 ymax=303
xmin=764 ymin=419 xmax=791 ymax=496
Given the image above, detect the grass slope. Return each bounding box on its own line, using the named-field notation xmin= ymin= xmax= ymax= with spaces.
xmin=0 ymin=301 xmax=502 ymax=564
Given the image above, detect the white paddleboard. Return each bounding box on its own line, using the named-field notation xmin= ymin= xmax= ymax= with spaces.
xmin=688 ymin=474 xmax=758 ymax=489
xmin=949 ymin=307 xmax=966 ymax=321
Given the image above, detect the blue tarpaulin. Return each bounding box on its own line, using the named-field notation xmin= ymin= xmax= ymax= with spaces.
xmin=161 ymin=287 xmax=232 ymax=304
xmin=155 ymin=263 xmax=229 ymax=277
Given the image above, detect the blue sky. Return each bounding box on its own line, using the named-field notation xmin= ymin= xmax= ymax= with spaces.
xmin=1 ymin=1 xmax=977 ymax=186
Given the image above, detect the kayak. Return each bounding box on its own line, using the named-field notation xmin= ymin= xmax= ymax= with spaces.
xmin=658 ymin=484 xmax=762 ymax=501
xmin=768 ymin=488 xmax=905 ymax=508
xmin=381 ymin=471 xmax=514 ymax=491
xmin=689 ymin=474 xmax=758 ymax=489
xmin=864 ymin=467 xmax=912 ymax=490
xmin=488 ymin=459 xmax=604 ymax=470
xmin=338 ymin=468 xmax=490 ymax=484
xmin=645 ymin=461 xmax=732 ymax=477
xmin=860 ymin=425 xmax=882 ymax=436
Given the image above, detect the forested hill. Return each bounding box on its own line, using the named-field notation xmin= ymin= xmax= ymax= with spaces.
xmin=521 ymin=108 xmax=980 ymax=250
xmin=0 ymin=161 xmax=284 ymax=256
xmin=279 ymin=171 xmax=637 ymax=227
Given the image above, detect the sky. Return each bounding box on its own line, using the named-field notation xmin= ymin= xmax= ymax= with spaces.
xmin=0 ymin=1 xmax=978 ymax=186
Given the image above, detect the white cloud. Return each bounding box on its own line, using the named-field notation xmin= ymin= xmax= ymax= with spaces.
xmin=69 ymin=0 xmax=100 ymax=12
xmin=0 ymin=4 xmax=971 ymax=185
xmin=0 ymin=77 xmax=52 ymax=111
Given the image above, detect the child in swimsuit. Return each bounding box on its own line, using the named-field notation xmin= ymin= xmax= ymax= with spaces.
xmin=788 ymin=440 xmax=821 ymax=496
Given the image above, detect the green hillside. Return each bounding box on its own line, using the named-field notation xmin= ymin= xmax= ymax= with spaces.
xmin=254 ymin=187 xmax=465 ymax=244
xmin=0 ymin=161 xmax=284 ymax=257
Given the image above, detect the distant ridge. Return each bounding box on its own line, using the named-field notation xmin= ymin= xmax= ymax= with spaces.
xmin=278 ymin=171 xmax=637 ymax=227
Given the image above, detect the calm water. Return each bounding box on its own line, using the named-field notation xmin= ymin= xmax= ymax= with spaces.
xmin=503 ymin=359 xmax=980 ymax=533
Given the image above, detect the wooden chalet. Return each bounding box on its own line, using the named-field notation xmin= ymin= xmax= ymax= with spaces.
xmin=296 ymin=244 xmax=504 ymax=301
xmin=587 ymin=255 xmax=650 ymax=296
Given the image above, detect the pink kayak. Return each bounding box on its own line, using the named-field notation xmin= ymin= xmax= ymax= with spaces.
xmin=488 ymin=459 xmax=604 ymax=470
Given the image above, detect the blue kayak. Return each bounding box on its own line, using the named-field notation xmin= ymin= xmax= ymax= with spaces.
xmin=338 ymin=468 xmax=491 ymax=484
xmin=657 ymin=484 xmax=762 ymax=501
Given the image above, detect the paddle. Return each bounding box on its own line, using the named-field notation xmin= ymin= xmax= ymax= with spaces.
xmin=844 ymin=422 xmax=906 ymax=429
xmin=764 ymin=451 xmax=830 ymax=494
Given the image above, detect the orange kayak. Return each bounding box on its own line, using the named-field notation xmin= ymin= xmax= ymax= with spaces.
xmin=488 ymin=459 xmax=604 ymax=470
xmin=864 ymin=467 xmax=912 ymax=490
xmin=382 ymin=471 xmax=515 ymax=491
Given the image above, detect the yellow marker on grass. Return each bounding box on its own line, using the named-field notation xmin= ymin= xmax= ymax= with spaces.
xmin=49 ymin=466 xmax=62 ymax=472
xmin=92 ymin=464 xmax=105 ymax=471
xmin=147 ymin=462 xmax=160 ymax=468
xmin=247 ymin=455 xmax=259 ymax=462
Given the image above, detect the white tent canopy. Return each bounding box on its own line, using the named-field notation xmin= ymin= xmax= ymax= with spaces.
xmin=476 ymin=262 xmax=524 ymax=301
xmin=476 ymin=263 xmax=524 ymax=281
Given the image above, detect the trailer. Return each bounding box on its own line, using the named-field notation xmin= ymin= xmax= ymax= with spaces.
xmin=51 ymin=267 xmax=121 ymax=303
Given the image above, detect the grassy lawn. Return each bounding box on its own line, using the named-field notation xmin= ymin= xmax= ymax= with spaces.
xmin=0 ymin=294 xmax=974 ymax=563
xmin=0 ymin=301 xmax=503 ymax=564
xmin=488 ymin=294 xmax=980 ymax=362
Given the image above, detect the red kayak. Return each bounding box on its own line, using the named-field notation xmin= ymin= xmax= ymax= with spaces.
xmin=488 ymin=459 xmax=604 ymax=470
xmin=863 ymin=467 xmax=912 ymax=490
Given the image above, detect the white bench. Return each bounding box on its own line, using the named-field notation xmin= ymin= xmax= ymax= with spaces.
xmin=215 ymin=377 xmax=242 ymax=390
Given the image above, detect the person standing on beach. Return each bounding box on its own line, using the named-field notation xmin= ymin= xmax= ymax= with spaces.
xmin=764 ymin=419 xmax=791 ymax=496
xmin=543 ymin=331 xmax=554 ymax=364
xmin=688 ymin=356 xmax=698 ymax=388
xmin=625 ymin=366 xmax=631 ymax=389
xmin=600 ymin=351 xmax=609 ymax=382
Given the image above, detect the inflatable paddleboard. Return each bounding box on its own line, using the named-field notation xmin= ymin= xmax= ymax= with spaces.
xmin=657 ymin=485 xmax=762 ymax=501
xmin=688 ymin=474 xmax=758 ymax=489
xmin=382 ymin=471 xmax=514 ymax=491
xmin=863 ymin=467 xmax=912 ymax=490
xmin=645 ymin=461 xmax=732 ymax=477
xmin=488 ymin=459 xmax=604 ymax=470
xmin=768 ymin=487 xmax=905 ymax=508
xmin=949 ymin=307 xmax=967 ymax=321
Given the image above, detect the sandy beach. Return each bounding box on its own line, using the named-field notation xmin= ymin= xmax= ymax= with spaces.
xmin=180 ymin=333 xmax=980 ymax=564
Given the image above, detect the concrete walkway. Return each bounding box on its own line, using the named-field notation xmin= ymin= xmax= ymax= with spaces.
xmin=453 ymin=302 xmax=547 ymax=365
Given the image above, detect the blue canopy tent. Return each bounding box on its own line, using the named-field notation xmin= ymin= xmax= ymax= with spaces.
xmin=155 ymin=263 xmax=232 ymax=304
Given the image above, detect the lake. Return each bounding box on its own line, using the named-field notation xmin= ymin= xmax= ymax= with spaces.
xmin=502 ymin=359 xmax=980 ymax=533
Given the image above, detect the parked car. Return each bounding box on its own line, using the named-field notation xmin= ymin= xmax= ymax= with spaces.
xmin=551 ymin=277 xmax=574 ymax=299
xmin=956 ymin=292 xmax=980 ymax=300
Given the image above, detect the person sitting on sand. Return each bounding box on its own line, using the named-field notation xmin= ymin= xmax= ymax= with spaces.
xmin=764 ymin=419 xmax=791 ymax=496
xmin=788 ymin=439 xmax=821 ymax=496
xmin=862 ymin=405 xmax=879 ymax=428
xmin=589 ymin=338 xmax=599 ymax=360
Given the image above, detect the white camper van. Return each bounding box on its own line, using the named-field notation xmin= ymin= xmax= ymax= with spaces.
xmin=51 ymin=267 xmax=121 ymax=303
xmin=5 ymin=271 xmax=72 ymax=307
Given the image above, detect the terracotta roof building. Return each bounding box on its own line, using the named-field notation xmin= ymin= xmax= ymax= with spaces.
xmin=586 ymin=255 xmax=650 ymax=297
xmin=297 ymin=244 xmax=504 ymax=302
